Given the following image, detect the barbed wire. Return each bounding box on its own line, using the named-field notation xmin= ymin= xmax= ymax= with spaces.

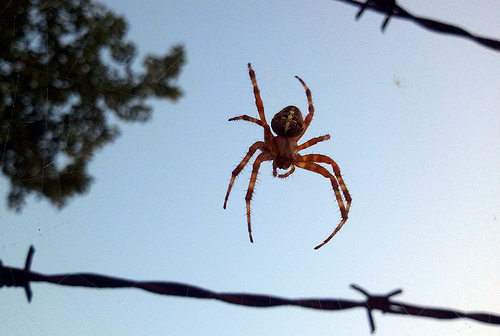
xmin=333 ymin=0 xmax=500 ymax=52
xmin=1 ymin=246 xmax=499 ymax=333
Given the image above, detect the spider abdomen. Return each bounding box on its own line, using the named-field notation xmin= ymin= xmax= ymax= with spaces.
xmin=271 ymin=106 xmax=304 ymax=137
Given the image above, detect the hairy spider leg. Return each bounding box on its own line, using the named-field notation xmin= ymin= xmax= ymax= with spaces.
xmin=298 ymin=134 xmax=331 ymax=151
xmin=244 ymin=152 xmax=274 ymax=243
xmin=248 ymin=63 xmax=274 ymax=145
xmin=248 ymin=63 xmax=268 ymax=125
xmin=224 ymin=141 xmax=266 ymax=209
xmin=301 ymin=154 xmax=352 ymax=214
xmin=294 ymin=159 xmax=349 ymax=249
xmin=274 ymin=134 xmax=331 ymax=179
xmin=295 ymin=160 xmax=347 ymax=219
xmin=228 ymin=115 xmax=265 ymax=127
xmin=294 ymin=76 xmax=315 ymax=141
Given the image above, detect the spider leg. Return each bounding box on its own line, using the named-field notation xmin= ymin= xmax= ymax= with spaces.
xmin=244 ymin=152 xmax=274 ymax=243
xmin=294 ymin=76 xmax=314 ymax=141
xmin=248 ymin=63 xmax=267 ymax=125
xmin=298 ymin=134 xmax=330 ymax=151
xmin=228 ymin=115 xmax=265 ymax=128
xmin=247 ymin=63 xmax=274 ymax=145
xmin=295 ymin=159 xmax=349 ymax=249
xmin=301 ymin=154 xmax=352 ymax=214
xmin=224 ymin=141 xmax=266 ymax=209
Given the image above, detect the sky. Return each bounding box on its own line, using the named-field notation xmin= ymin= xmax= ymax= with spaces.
xmin=1 ymin=0 xmax=499 ymax=335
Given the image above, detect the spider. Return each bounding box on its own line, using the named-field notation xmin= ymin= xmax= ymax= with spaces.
xmin=223 ymin=63 xmax=352 ymax=250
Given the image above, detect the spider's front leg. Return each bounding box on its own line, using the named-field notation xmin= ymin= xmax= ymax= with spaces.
xmin=293 ymin=76 xmax=315 ymax=140
xmin=248 ymin=63 xmax=267 ymax=125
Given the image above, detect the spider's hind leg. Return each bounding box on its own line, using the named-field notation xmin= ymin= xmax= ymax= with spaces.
xmin=295 ymin=157 xmax=351 ymax=249
xmin=301 ymin=154 xmax=351 ymax=213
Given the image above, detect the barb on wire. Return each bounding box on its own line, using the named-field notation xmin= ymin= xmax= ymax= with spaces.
xmin=351 ymin=284 xmax=403 ymax=333
xmin=1 ymin=246 xmax=499 ymax=333
xmin=333 ymin=0 xmax=500 ymax=52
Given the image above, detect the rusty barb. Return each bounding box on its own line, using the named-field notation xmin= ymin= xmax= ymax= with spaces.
xmin=1 ymin=246 xmax=499 ymax=334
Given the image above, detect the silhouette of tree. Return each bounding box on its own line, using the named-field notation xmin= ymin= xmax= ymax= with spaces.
xmin=0 ymin=0 xmax=185 ymax=211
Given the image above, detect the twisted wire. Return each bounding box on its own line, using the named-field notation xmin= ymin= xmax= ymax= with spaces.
xmin=1 ymin=246 xmax=499 ymax=333
xmin=334 ymin=0 xmax=500 ymax=52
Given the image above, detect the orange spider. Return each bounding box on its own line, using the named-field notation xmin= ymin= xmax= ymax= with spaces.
xmin=223 ymin=63 xmax=352 ymax=250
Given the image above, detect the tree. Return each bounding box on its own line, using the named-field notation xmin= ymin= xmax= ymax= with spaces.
xmin=0 ymin=0 xmax=185 ymax=211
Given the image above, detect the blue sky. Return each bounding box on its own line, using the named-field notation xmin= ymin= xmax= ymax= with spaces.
xmin=1 ymin=0 xmax=499 ymax=335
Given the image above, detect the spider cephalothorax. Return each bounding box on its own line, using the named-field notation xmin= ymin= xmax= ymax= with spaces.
xmin=223 ymin=63 xmax=351 ymax=249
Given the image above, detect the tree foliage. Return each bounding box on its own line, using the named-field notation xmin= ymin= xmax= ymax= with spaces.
xmin=0 ymin=0 xmax=185 ymax=211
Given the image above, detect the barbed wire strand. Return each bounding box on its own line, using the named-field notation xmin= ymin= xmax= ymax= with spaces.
xmin=333 ymin=0 xmax=500 ymax=52
xmin=1 ymin=246 xmax=499 ymax=333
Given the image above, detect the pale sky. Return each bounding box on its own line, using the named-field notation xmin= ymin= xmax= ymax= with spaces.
xmin=1 ymin=1 xmax=499 ymax=335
